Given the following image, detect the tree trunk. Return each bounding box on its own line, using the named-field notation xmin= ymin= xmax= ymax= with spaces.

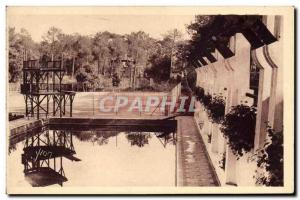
xmin=72 ymin=56 xmax=75 ymax=90
xmin=98 ymin=57 xmax=101 ymax=74
xmin=102 ymin=58 xmax=106 ymax=75
xmin=72 ymin=57 xmax=75 ymax=80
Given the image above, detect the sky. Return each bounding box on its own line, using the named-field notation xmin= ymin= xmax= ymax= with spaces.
xmin=8 ymin=14 xmax=196 ymax=42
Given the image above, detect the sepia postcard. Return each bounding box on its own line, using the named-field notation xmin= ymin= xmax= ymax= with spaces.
xmin=6 ymin=6 xmax=294 ymax=194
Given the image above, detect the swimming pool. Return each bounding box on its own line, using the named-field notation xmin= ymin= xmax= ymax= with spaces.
xmin=8 ymin=119 xmax=177 ymax=187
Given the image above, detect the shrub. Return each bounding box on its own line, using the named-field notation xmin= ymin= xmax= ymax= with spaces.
xmin=207 ymin=96 xmax=225 ymax=124
xmin=202 ymin=93 xmax=212 ymax=108
xmin=207 ymin=134 xmax=212 ymax=143
xmin=221 ymin=105 xmax=256 ymax=158
xmin=219 ymin=152 xmax=226 ymax=171
xmin=195 ymin=87 xmax=205 ymax=101
xmin=254 ymin=127 xmax=283 ymax=186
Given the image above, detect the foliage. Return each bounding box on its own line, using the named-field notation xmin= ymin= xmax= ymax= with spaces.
xmin=185 ymin=68 xmax=197 ymax=91
xmin=8 ymin=25 xmax=188 ymax=91
xmin=126 ymin=132 xmax=152 ymax=147
xmin=126 ymin=31 xmax=156 ymax=66
xmin=145 ymin=29 xmax=184 ymax=82
xmin=254 ymin=127 xmax=283 ymax=186
xmin=195 ymin=86 xmax=225 ymax=124
xmin=221 ymin=105 xmax=256 ymax=158
xmin=219 ymin=152 xmax=226 ymax=171
xmin=207 ymin=134 xmax=212 ymax=144
xmin=144 ymin=54 xmax=171 ymax=82
xmin=41 ymin=26 xmax=63 ymax=58
xmin=112 ymin=73 xmax=121 ymax=87
xmin=73 ymin=131 xmax=118 ymax=146
xmin=207 ymin=96 xmax=226 ymax=124
xmin=75 ymin=65 xmax=99 ymax=86
xmin=180 ymin=74 xmax=193 ymax=95
xmin=8 ymin=27 xmax=39 ymax=82
xmin=92 ymin=31 xmax=112 ymax=74
xmin=202 ymin=93 xmax=212 ymax=109
xmin=195 ymin=87 xmax=205 ymax=101
xmin=8 ymin=27 xmax=177 ymax=87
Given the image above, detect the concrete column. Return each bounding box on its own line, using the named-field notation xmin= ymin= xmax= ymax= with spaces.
xmin=202 ymin=67 xmax=208 ymax=93
xmin=253 ymin=16 xmax=284 ymax=149
xmin=253 ymin=48 xmax=273 ymax=150
xmin=199 ymin=68 xmax=205 ymax=88
xmin=219 ymin=61 xmax=233 ymax=155
xmin=225 ymin=146 xmax=238 ymax=186
xmin=206 ymin=66 xmax=214 ymax=94
xmin=196 ymin=68 xmax=201 ymax=87
xmin=210 ymin=60 xmax=226 ymax=154
xmin=202 ymin=67 xmax=208 ymax=92
xmin=224 ymin=87 xmax=239 ymax=185
xmin=224 ymin=33 xmax=251 ymax=186
xmin=210 ymin=64 xmax=218 ymax=95
xmin=265 ymin=16 xmax=284 ymax=132
xmin=203 ymin=112 xmax=212 ymax=138
xmin=211 ymin=123 xmax=219 ymax=153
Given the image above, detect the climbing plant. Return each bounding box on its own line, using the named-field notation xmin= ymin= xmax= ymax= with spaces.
xmin=219 ymin=152 xmax=226 ymax=171
xmin=207 ymin=95 xmax=226 ymax=124
xmin=207 ymin=134 xmax=212 ymax=143
xmin=195 ymin=86 xmax=205 ymax=101
xmin=221 ymin=104 xmax=256 ymax=158
xmin=254 ymin=127 xmax=283 ymax=186
xmin=202 ymin=93 xmax=212 ymax=109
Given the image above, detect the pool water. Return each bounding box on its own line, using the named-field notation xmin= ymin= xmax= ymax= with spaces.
xmin=8 ymin=127 xmax=176 ymax=187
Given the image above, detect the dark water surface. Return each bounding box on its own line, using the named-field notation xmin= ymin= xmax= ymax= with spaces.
xmin=8 ymin=127 xmax=176 ymax=187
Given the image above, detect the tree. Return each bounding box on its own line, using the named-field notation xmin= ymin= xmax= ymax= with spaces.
xmin=57 ymin=33 xmax=78 ymax=77
xmin=8 ymin=27 xmax=38 ymax=82
xmin=8 ymin=27 xmax=23 ymax=82
xmin=126 ymin=132 xmax=151 ymax=147
xmin=41 ymin=27 xmax=63 ymax=60
xmin=145 ymin=30 xmax=183 ymax=83
xmin=92 ymin=32 xmax=111 ymax=75
xmin=8 ymin=25 xmax=189 ymax=88
xmin=145 ymin=54 xmax=171 ymax=82
xmin=126 ymin=31 xmax=154 ymax=66
xmin=164 ymin=29 xmax=182 ymax=76
xmin=75 ymin=64 xmax=97 ymax=84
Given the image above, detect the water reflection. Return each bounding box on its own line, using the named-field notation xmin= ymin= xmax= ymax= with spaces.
xmin=126 ymin=132 xmax=152 ymax=147
xmin=9 ymin=126 xmax=177 ymax=187
xmin=21 ymin=129 xmax=80 ymax=187
xmin=155 ymin=132 xmax=176 ymax=148
xmin=72 ymin=130 xmax=176 ymax=148
xmin=73 ymin=130 xmax=118 ymax=146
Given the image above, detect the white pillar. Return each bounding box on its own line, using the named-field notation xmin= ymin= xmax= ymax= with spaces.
xmin=225 ymin=146 xmax=238 ymax=186
xmin=224 ymin=87 xmax=240 ymax=185
xmin=253 ymin=48 xmax=273 ymax=150
xmin=224 ymin=33 xmax=251 ymax=186
xmin=211 ymin=123 xmax=219 ymax=153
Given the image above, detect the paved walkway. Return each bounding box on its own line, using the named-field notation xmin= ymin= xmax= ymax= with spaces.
xmin=177 ymin=116 xmax=220 ymax=186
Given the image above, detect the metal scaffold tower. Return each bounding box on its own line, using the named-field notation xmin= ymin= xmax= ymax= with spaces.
xmin=21 ymin=59 xmax=76 ymax=119
xmin=21 ymin=128 xmax=80 ymax=187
